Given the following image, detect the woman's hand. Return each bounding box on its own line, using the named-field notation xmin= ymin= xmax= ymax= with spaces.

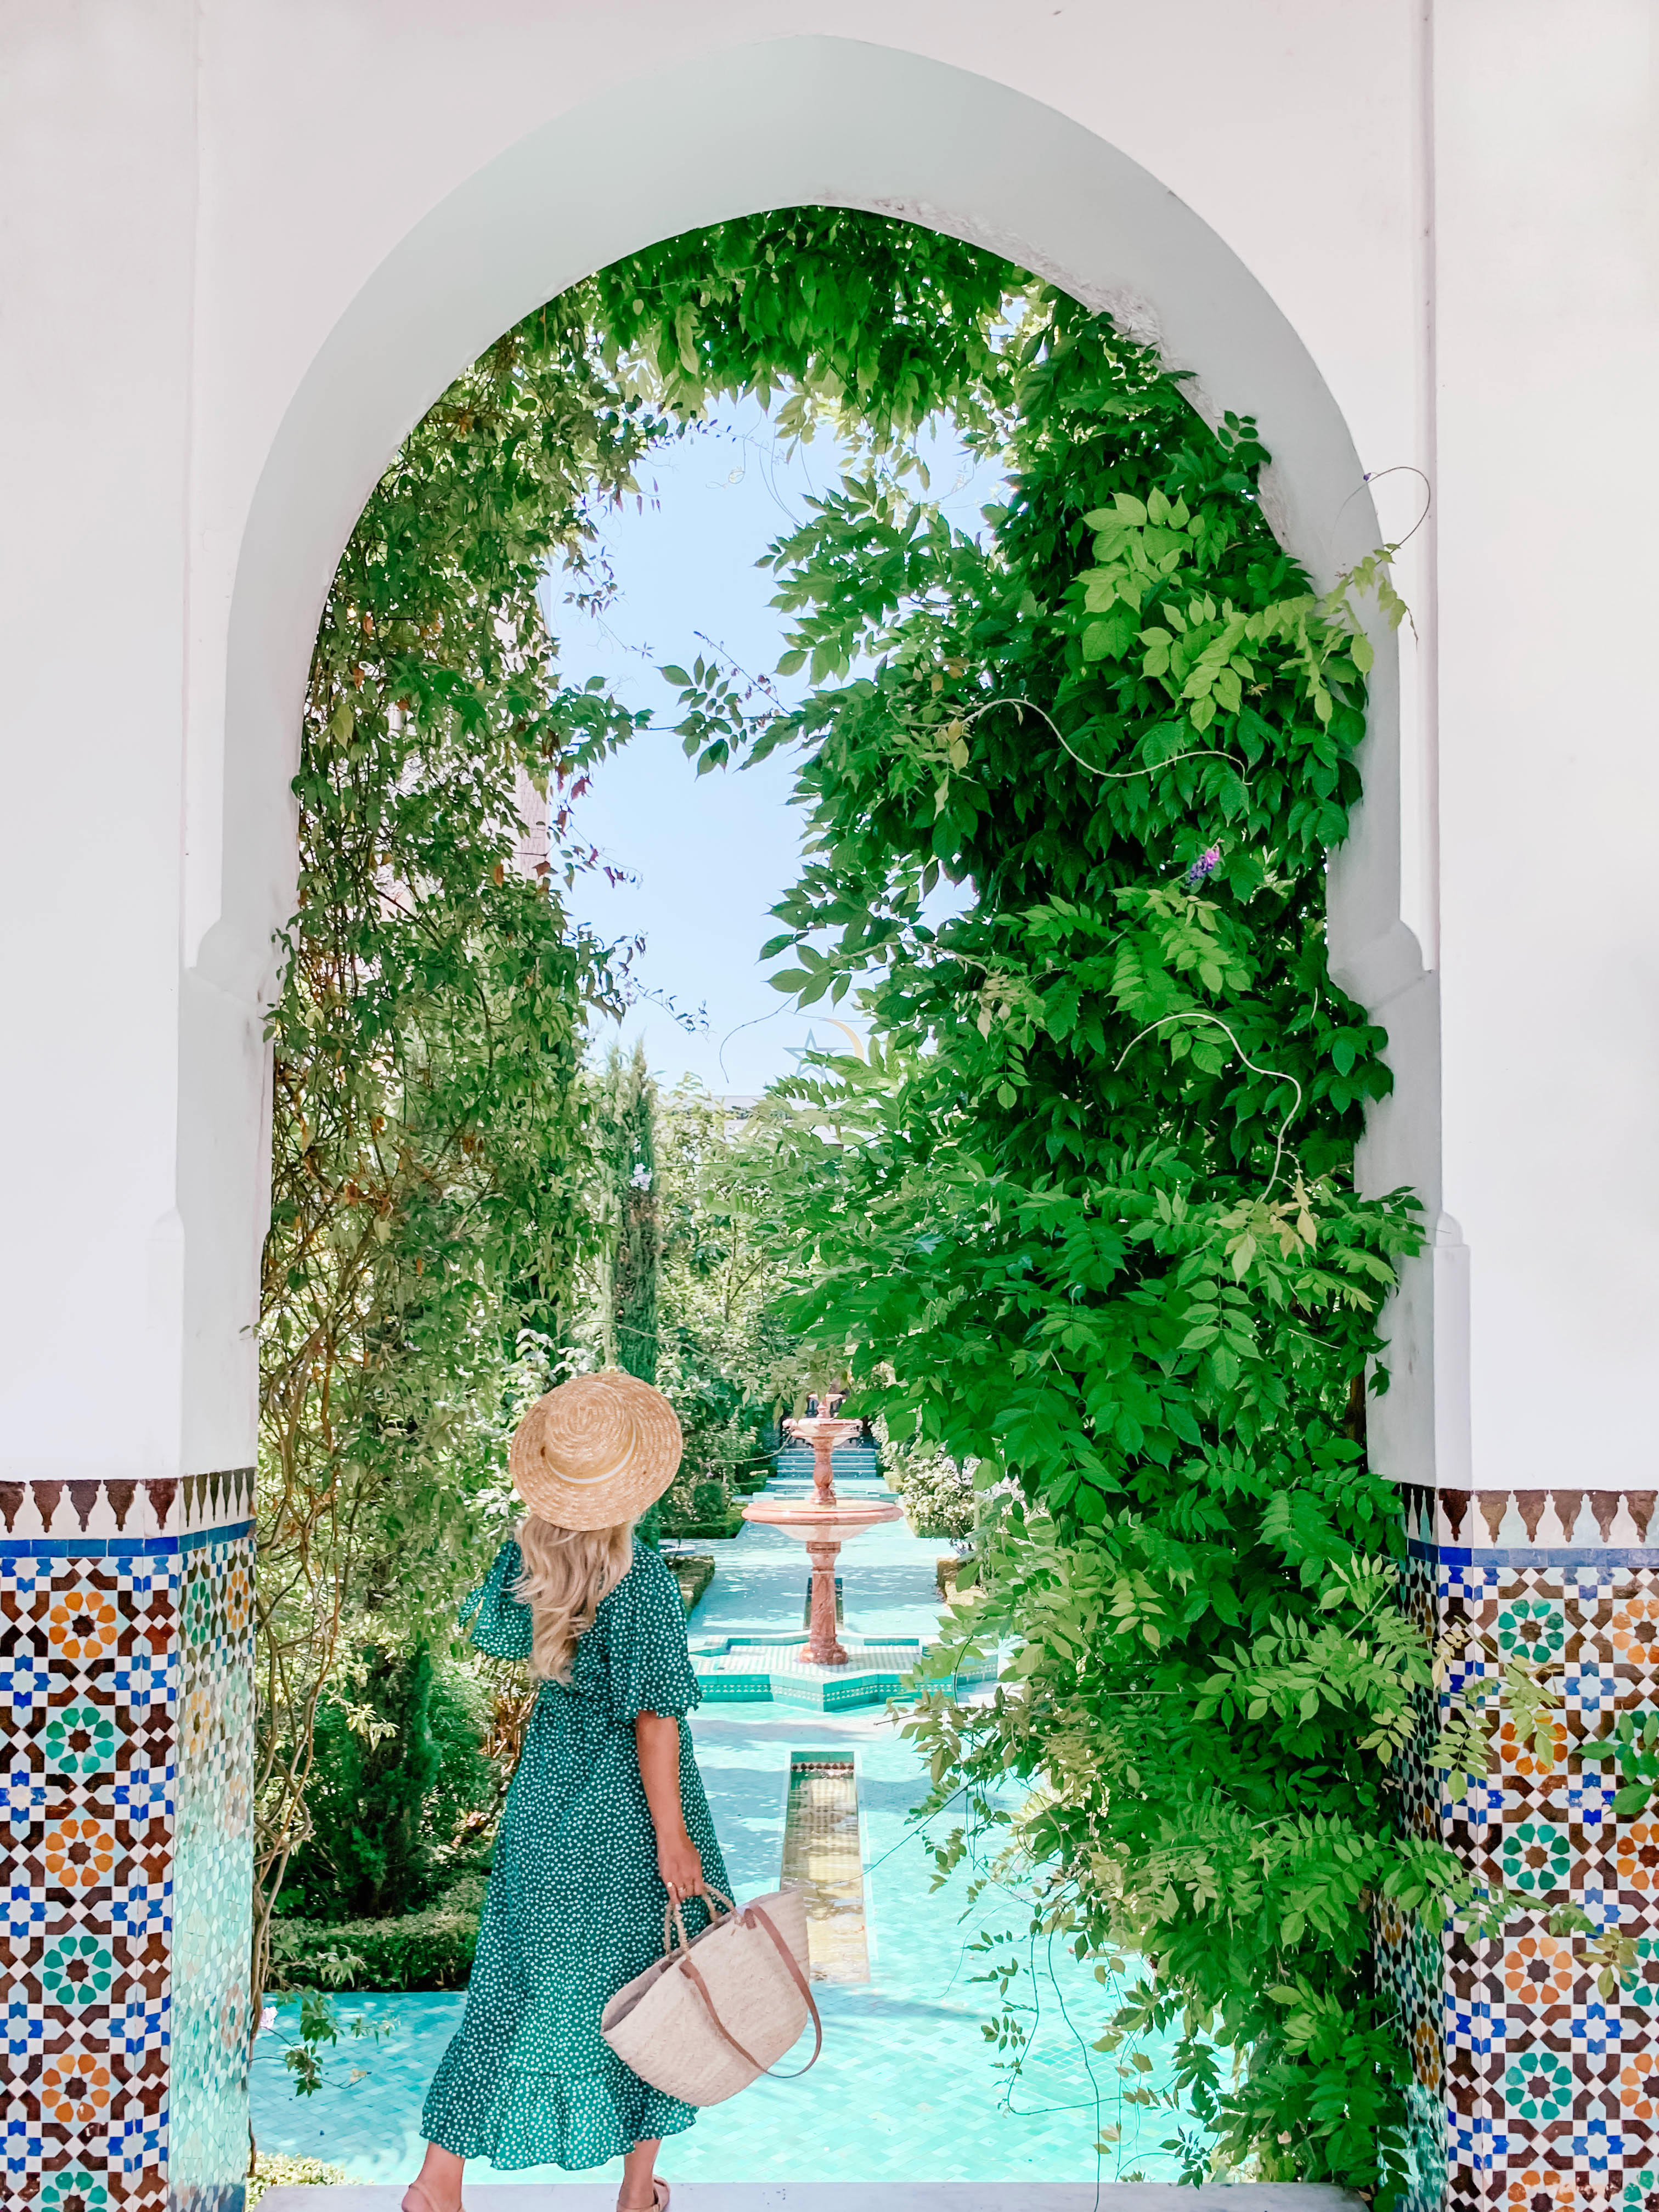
xmin=657 ymin=1827 xmax=706 ymax=1903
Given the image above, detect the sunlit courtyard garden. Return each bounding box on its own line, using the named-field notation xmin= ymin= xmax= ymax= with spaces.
xmin=12 ymin=21 xmax=1647 ymax=2212
xmin=254 ymin=1437 xmax=1185 ymax=2188
xmin=251 ymin=208 xmax=1442 ymax=2208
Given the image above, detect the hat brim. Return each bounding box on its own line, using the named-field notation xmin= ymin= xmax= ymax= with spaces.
xmin=509 ymin=1370 xmax=682 ymax=1531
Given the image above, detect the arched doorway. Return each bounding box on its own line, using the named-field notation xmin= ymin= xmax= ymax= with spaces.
xmin=35 ymin=34 xmax=1443 ymax=2212
xmin=204 ymin=25 xmax=1436 ymax=1541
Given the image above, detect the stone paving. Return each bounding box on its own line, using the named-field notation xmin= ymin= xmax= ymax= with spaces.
xmin=261 ymin=2187 xmax=1356 ymax=2210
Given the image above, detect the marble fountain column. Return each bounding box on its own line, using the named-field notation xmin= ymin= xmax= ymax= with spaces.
xmin=742 ymin=1415 xmax=900 ymax=1667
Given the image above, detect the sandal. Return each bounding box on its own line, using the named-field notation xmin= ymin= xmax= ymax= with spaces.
xmin=403 ymin=2184 xmax=464 ymax=2212
xmin=617 ymin=2182 xmax=670 ymax=2212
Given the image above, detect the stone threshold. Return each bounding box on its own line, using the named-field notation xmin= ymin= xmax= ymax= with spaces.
xmin=261 ymin=2184 xmax=1360 ymax=2210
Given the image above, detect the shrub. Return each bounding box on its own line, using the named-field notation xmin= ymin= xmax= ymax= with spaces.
xmin=249 ymin=2155 xmax=351 ymax=2207
xmin=267 ymin=1875 xmax=486 ymax=1994
xmin=658 ymin=1470 xmax=745 ymax=1538
xmin=276 ymin=1652 xmax=495 ymax=1923
xmin=879 ymin=1427 xmax=978 ymax=1539
xmin=901 ymin=1455 xmax=978 ymax=1539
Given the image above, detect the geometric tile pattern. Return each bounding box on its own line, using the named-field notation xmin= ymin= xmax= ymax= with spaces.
xmin=0 ymin=1485 xmax=254 ymax=2212
xmin=168 ymin=1531 xmax=255 ymax=2212
xmin=1385 ymin=1484 xmax=1659 ymax=2212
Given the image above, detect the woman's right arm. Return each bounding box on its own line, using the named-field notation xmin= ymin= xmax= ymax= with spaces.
xmin=635 ymin=1712 xmax=705 ymax=1900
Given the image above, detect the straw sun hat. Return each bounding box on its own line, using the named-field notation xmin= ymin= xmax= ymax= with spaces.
xmin=509 ymin=1369 xmax=683 ymax=1531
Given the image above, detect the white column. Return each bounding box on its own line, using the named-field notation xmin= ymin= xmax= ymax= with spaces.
xmin=0 ymin=15 xmax=256 ymax=2210
xmin=1385 ymin=12 xmax=1659 ymax=2208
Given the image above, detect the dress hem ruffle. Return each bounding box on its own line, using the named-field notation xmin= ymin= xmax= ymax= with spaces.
xmin=422 ymin=2062 xmax=700 ymax=2171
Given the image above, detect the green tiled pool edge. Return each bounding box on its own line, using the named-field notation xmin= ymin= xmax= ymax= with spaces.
xmin=691 ymin=1630 xmax=998 ymax=1709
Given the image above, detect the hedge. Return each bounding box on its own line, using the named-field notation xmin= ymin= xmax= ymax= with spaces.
xmin=267 ymin=1876 xmax=483 ymax=1993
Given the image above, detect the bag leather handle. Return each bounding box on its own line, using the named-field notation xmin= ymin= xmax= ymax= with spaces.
xmin=744 ymin=1902 xmax=824 ymax=2079
xmin=677 ymin=1900 xmax=823 ymax=2082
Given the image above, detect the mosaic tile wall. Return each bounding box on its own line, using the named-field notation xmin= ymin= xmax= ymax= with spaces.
xmin=1383 ymin=1484 xmax=1659 ymax=2212
xmin=1 ymin=1475 xmax=255 ymax=2212
xmin=170 ymin=1533 xmax=255 ymax=2212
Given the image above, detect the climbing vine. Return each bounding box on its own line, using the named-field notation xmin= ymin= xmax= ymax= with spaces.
xmin=668 ymin=288 xmax=1458 ymax=2199
xmin=257 ymin=217 xmax=1026 ymax=2036
xmin=255 ymin=300 xmax=656 ymax=2027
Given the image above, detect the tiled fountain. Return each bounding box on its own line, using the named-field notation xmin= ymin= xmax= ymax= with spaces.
xmin=687 ymin=1421 xmax=997 ymax=1712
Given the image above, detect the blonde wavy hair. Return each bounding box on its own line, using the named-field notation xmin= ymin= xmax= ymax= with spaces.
xmin=513 ymin=1515 xmax=635 ymax=1683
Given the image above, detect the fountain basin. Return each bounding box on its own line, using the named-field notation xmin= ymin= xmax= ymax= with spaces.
xmin=688 ymin=1631 xmax=998 ymax=1711
xmin=742 ymin=1491 xmax=905 ymax=1666
xmin=741 ymin=1496 xmax=904 ymax=1538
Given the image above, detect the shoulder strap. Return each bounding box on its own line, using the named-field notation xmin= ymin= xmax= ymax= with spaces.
xmin=678 ymin=1903 xmax=823 ymax=2080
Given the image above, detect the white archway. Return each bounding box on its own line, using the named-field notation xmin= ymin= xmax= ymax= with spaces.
xmin=197 ymin=33 xmax=1437 ymax=1481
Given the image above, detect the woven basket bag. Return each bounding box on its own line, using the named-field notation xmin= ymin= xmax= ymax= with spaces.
xmin=600 ymin=1886 xmax=822 ymax=2107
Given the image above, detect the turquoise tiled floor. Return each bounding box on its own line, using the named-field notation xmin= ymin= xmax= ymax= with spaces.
xmin=251 ymin=1451 xmax=1183 ymax=2186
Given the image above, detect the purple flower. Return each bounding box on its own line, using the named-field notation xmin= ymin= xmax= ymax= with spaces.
xmin=1184 ymin=844 xmax=1222 ymax=888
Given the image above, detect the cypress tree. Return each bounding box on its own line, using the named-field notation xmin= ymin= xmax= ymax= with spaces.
xmin=599 ymin=1042 xmax=663 ymax=1544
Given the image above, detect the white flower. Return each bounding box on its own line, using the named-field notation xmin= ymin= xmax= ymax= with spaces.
xmin=259 ymin=2006 xmax=278 ymax=2034
xmin=629 ymin=1164 xmax=653 ymax=1190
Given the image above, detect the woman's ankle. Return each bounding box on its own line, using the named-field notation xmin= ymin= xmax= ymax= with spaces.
xmin=406 ymin=2153 xmax=465 ymax=2212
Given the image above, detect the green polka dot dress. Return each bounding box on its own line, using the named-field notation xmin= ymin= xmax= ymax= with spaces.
xmin=421 ymin=1537 xmax=730 ymax=2170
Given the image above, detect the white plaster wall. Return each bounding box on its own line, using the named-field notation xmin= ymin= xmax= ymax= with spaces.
xmin=1 ymin=1 xmax=1651 ymax=1491
xmin=0 ymin=3 xmax=198 ymax=1481
xmin=1431 ymin=3 xmax=1659 ymax=1488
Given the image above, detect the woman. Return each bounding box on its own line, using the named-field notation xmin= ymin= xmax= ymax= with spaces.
xmin=404 ymin=1369 xmax=729 ymax=2212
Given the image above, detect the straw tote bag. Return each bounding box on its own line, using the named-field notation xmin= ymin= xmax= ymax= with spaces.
xmin=601 ymin=1886 xmax=822 ymax=2107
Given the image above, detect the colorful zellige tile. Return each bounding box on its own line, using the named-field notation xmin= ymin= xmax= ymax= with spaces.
xmin=0 ymin=1481 xmax=254 ymax=2212
xmin=1399 ymin=1514 xmax=1659 ymax=2211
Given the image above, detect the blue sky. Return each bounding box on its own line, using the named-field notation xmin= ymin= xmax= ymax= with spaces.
xmin=540 ymin=394 xmax=991 ymax=1096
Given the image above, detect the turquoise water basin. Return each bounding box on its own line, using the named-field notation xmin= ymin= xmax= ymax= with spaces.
xmin=251 ymin=1469 xmax=1184 ymax=2185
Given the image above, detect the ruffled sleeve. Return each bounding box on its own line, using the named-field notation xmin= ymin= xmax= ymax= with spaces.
xmin=458 ymin=1538 xmax=534 ymax=1661
xmin=599 ymin=1543 xmax=701 ymax=1724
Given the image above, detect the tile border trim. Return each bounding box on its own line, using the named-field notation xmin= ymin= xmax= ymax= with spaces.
xmin=0 ymin=1517 xmax=255 ymax=1559
xmin=0 ymin=1467 xmax=256 ymax=1542
xmin=1409 ymin=1539 xmax=1659 ymax=1570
